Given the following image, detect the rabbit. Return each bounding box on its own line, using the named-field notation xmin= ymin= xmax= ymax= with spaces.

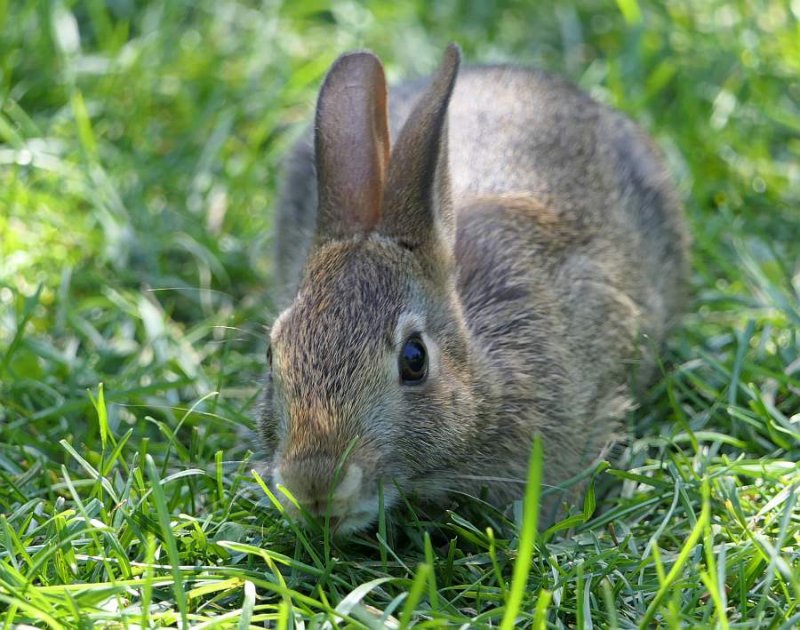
xmin=260 ymin=43 xmax=689 ymax=535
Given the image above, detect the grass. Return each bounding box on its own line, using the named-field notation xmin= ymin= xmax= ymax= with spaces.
xmin=1 ymin=0 xmax=799 ymax=627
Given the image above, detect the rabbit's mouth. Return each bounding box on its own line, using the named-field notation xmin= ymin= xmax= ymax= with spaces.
xmin=271 ymin=463 xmax=401 ymax=535
xmin=329 ymin=484 xmax=403 ymax=535
xmin=281 ymin=493 xmax=393 ymax=536
xmin=327 ymin=509 xmax=380 ymax=537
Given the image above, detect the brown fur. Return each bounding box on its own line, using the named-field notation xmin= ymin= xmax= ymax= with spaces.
xmin=261 ymin=45 xmax=689 ymax=533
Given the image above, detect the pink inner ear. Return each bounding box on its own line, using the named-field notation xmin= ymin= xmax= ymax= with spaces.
xmin=315 ymin=52 xmax=391 ymax=239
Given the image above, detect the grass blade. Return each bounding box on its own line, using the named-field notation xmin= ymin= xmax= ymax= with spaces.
xmin=500 ymin=436 xmax=543 ymax=630
xmin=144 ymin=454 xmax=189 ymax=628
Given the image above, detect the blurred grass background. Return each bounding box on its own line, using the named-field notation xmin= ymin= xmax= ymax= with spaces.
xmin=1 ymin=0 xmax=799 ymax=626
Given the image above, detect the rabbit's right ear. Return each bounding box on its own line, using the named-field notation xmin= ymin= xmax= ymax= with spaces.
xmin=314 ymin=51 xmax=391 ymax=242
xmin=378 ymin=44 xmax=460 ymax=260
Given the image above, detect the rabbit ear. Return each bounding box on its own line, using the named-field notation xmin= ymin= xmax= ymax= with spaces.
xmin=378 ymin=44 xmax=461 ymax=255
xmin=314 ymin=51 xmax=391 ymax=240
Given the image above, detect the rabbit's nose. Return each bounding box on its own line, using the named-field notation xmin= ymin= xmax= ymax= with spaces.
xmin=275 ymin=458 xmax=363 ymax=518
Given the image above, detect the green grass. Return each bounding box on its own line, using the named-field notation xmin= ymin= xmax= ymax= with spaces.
xmin=1 ymin=0 xmax=799 ymax=627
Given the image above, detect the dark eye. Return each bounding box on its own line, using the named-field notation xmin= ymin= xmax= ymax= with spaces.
xmin=399 ymin=335 xmax=427 ymax=384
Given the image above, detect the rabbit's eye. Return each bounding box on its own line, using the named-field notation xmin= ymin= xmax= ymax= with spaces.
xmin=399 ymin=335 xmax=427 ymax=384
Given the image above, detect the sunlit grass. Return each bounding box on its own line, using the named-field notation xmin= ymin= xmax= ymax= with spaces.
xmin=1 ymin=0 xmax=798 ymax=626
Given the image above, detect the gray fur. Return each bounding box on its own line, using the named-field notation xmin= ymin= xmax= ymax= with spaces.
xmin=262 ymin=46 xmax=689 ymax=532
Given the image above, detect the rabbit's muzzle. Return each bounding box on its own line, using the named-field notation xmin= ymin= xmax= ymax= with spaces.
xmin=272 ymin=454 xmax=384 ymax=534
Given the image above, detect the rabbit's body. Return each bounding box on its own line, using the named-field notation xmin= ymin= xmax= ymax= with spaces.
xmin=264 ymin=49 xmax=688 ymax=532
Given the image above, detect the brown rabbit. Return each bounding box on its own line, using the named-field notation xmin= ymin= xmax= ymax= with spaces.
xmin=261 ymin=44 xmax=689 ymax=534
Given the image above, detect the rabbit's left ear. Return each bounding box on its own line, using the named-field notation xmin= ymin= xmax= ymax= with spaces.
xmin=378 ymin=44 xmax=461 ymax=255
xmin=314 ymin=51 xmax=391 ymax=241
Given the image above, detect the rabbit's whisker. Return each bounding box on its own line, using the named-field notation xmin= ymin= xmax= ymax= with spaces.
xmin=148 ymin=286 xmax=235 ymax=298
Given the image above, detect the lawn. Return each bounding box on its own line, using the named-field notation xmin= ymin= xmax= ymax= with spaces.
xmin=1 ymin=0 xmax=798 ymax=627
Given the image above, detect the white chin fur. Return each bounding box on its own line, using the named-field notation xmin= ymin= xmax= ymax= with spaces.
xmin=333 ymin=510 xmax=378 ymax=536
xmin=334 ymin=488 xmax=399 ymax=535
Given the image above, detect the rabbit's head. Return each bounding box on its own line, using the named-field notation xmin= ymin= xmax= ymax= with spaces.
xmin=260 ymin=45 xmax=477 ymax=534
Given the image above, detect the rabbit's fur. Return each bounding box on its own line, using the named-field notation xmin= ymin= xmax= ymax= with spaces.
xmin=262 ymin=45 xmax=688 ymax=534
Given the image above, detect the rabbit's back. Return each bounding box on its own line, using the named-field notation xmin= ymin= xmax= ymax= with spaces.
xmin=435 ymin=67 xmax=687 ymax=514
xmin=394 ymin=65 xmax=687 ymax=321
xmin=436 ymin=66 xmax=689 ymax=374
